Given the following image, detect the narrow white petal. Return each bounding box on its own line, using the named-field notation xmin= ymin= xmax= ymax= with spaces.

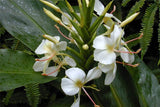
xmin=61 ymin=78 xmax=79 ymax=96
xmin=94 ymin=49 xmax=116 ymax=65
xmin=105 ymin=13 xmax=113 ymax=17
xmin=46 ymin=66 xmax=59 ymax=77
xmin=93 ymin=35 xmax=109 ymax=50
xmin=53 ymin=36 xmax=60 ymax=42
xmin=98 ymin=63 xmax=114 ymax=73
xmin=56 ymin=41 xmax=67 ymax=51
xmin=111 ymin=25 xmax=123 ymax=44
xmin=33 ymin=57 xmax=49 ymax=72
xmin=112 ymin=16 xmax=122 ymax=23
xmin=71 ymin=92 xmax=81 ymax=107
xmin=94 ymin=0 xmax=104 ymax=15
xmin=66 ymin=68 xmax=86 ymax=83
xmin=63 ymin=56 xmax=76 ymax=67
xmin=120 ymin=47 xmax=134 ymax=63
xmin=85 ymin=67 xmax=102 ymax=83
xmin=35 ymin=40 xmax=48 ymax=54
xmin=104 ymin=63 xmax=117 ymax=85
xmin=61 ymin=13 xmax=71 ymax=25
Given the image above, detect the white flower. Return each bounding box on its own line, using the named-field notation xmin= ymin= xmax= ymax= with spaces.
xmin=94 ymin=0 xmax=121 ymax=23
xmin=93 ymin=25 xmax=123 ymax=65
xmin=98 ymin=62 xmax=117 ymax=85
xmin=33 ymin=36 xmax=67 ymax=75
xmin=61 ymin=67 xmax=102 ymax=107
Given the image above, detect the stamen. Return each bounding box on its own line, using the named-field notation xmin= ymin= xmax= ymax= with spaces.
xmin=45 ymin=63 xmax=63 ymax=76
xmin=125 ymin=33 xmax=143 ymax=44
xmin=110 ymin=5 xmax=116 ymax=14
xmin=114 ymin=48 xmax=141 ymax=54
xmin=82 ymin=87 xmax=98 ymax=106
xmin=54 ymin=25 xmax=72 ymax=41
xmin=35 ymin=53 xmax=55 ymax=61
xmin=116 ymin=61 xmax=139 ymax=67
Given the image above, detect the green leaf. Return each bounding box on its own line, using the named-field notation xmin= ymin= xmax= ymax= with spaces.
xmin=0 ymin=49 xmax=56 ymax=91
xmin=127 ymin=0 xmax=145 ymax=18
xmin=122 ymin=0 xmax=131 ymax=7
xmin=0 ymin=0 xmax=62 ymax=51
xmin=126 ymin=56 xmax=160 ymax=107
xmin=25 ymin=83 xmax=40 ymax=107
xmin=140 ymin=3 xmax=158 ymax=58
xmin=158 ymin=5 xmax=160 ymax=55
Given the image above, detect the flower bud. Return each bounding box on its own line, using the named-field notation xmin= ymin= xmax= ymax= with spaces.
xmin=120 ymin=12 xmax=139 ymax=27
xmin=40 ymin=0 xmax=61 ymax=12
xmin=82 ymin=44 xmax=89 ymax=50
xmin=43 ymin=34 xmax=59 ymax=44
xmin=43 ymin=8 xmax=61 ymax=23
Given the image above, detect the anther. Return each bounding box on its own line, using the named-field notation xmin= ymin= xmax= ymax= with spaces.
xmin=41 ymin=73 xmax=47 ymax=76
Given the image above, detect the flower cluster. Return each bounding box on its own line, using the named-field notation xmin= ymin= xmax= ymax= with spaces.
xmin=33 ymin=0 xmax=142 ymax=107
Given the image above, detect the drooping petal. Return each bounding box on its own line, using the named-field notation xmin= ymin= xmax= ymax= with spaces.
xmin=93 ymin=35 xmax=110 ymax=50
xmin=85 ymin=67 xmax=102 ymax=83
xmin=61 ymin=12 xmax=71 ymax=25
xmin=104 ymin=63 xmax=117 ymax=85
xmin=35 ymin=40 xmax=48 ymax=54
xmin=120 ymin=47 xmax=135 ymax=63
xmin=61 ymin=78 xmax=79 ymax=96
xmin=110 ymin=25 xmax=123 ymax=44
xmin=45 ymin=66 xmax=59 ymax=77
xmin=98 ymin=62 xmax=115 ymax=73
xmin=63 ymin=56 xmax=76 ymax=67
xmin=94 ymin=49 xmax=116 ymax=65
xmin=33 ymin=57 xmax=49 ymax=72
xmin=94 ymin=0 xmax=104 ymax=15
xmin=66 ymin=68 xmax=86 ymax=83
xmin=56 ymin=41 xmax=67 ymax=51
xmin=71 ymin=92 xmax=81 ymax=107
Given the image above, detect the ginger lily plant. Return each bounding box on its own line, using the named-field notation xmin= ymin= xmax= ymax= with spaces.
xmin=33 ymin=0 xmax=142 ymax=106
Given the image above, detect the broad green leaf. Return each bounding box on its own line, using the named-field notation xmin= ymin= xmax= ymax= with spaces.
xmin=126 ymin=56 xmax=160 ymax=107
xmin=94 ymin=65 xmax=139 ymax=107
xmin=0 ymin=49 xmax=56 ymax=91
xmin=0 ymin=0 xmax=65 ymax=51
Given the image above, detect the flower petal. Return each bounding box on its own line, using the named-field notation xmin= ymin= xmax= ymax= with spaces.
xmin=71 ymin=92 xmax=81 ymax=107
xmin=120 ymin=47 xmax=135 ymax=63
xmin=94 ymin=49 xmax=116 ymax=65
xmin=66 ymin=68 xmax=86 ymax=83
xmin=46 ymin=66 xmax=59 ymax=77
xmin=35 ymin=40 xmax=48 ymax=54
xmin=85 ymin=67 xmax=102 ymax=83
xmin=63 ymin=56 xmax=76 ymax=67
xmin=61 ymin=12 xmax=71 ymax=25
xmin=61 ymin=78 xmax=79 ymax=96
xmin=111 ymin=25 xmax=123 ymax=44
xmin=33 ymin=57 xmax=49 ymax=72
xmin=93 ymin=35 xmax=110 ymax=50
xmin=56 ymin=41 xmax=67 ymax=51
xmin=104 ymin=63 xmax=117 ymax=85
xmin=94 ymin=0 xmax=104 ymax=15
xmin=98 ymin=62 xmax=115 ymax=73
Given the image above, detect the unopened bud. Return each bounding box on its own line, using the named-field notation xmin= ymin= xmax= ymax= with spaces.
xmin=43 ymin=34 xmax=59 ymax=44
xmin=120 ymin=12 xmax=139 ymax=27
xmin=82 ymin=44 xmax=89 ymax=50
xmin=65 ymin=0 xmax=74 ymax=12
xmin=43 ymin=8 xmax=61 ymax=23
xmin=40 ymin=0 xmax=61 ymax=12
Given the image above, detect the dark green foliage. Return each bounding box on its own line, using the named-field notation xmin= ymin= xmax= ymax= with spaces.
xmin=122 ymin=0 xmax=131 ymax=7
xmin=158 ymin=5 xmax=160 ymax=53
xmin=2 ymin=89 xmax=14 ymax=105
xmin=25 ymin=83 xmax=40 ymax=107
xmin=127 ymin=0 xmax=145 ymax=18
xmin=140 ymin=3 xmax=158 ymax=58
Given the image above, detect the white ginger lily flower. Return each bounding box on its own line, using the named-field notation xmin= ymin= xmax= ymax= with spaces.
xmin=61 ymin=67 xmax=102 ymax=107
xmin=33 ymin=36 xmax=67 ymax=75
xmin=94 ymin=0 xmax=121 ymax=23
xmin=93 ymin=25 xmax=123 ymax=65
xmin=98 ymin=62 xmax=117 ymax=85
